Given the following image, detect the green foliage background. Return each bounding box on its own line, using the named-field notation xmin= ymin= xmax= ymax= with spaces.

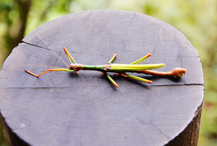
xmin=0 ymin=0 xmax=216 ymax=145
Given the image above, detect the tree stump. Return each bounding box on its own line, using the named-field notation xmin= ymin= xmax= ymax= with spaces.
xmin=0 ymin=10 xmax=204 ymax=146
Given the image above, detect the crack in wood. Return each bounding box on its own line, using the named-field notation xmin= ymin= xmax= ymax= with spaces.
xmin=0 ymin=83 xmax=204 ymax=89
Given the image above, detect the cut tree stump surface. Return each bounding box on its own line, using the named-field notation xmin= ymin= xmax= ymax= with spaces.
xmin=0 ymin=10 xmax=204 ymax=146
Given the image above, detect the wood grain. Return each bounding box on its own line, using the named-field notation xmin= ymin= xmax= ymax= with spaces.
xmin=0 ymin=10 xmax=204 ymax=146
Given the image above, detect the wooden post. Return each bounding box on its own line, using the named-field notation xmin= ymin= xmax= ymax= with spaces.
xmin=0 ymin=10 xmax=204 ymax=146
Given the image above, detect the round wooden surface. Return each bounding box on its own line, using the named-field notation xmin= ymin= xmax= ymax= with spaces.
xmin=0 ymin=10 xmax=203 ymax=146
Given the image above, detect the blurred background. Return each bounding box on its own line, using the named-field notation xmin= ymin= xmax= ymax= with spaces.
xmin=0 ymin=0 xmax=216 ymax=145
